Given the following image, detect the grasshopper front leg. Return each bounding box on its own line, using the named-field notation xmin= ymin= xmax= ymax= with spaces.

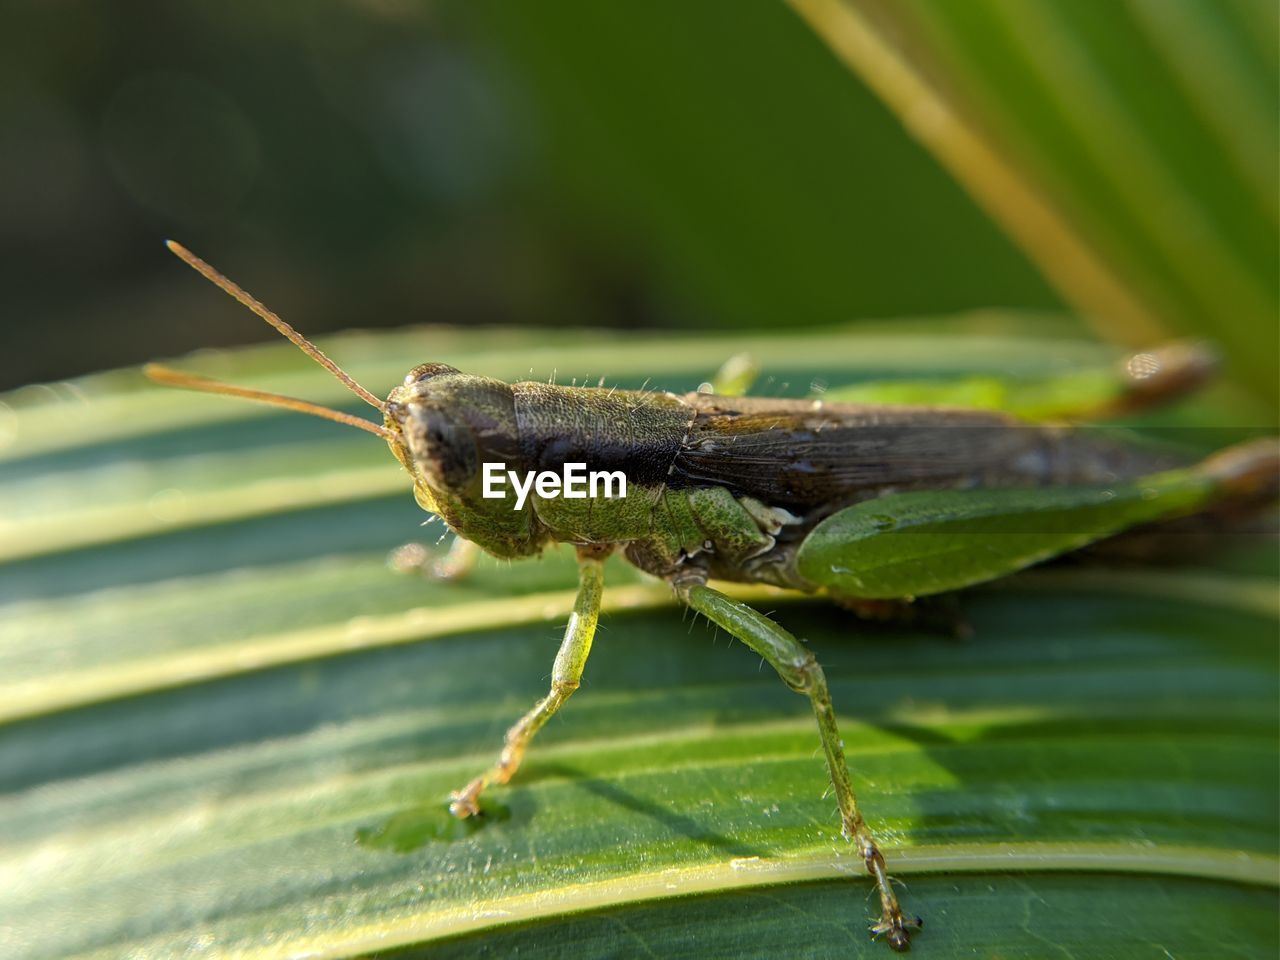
xmin=389 ymin=536 xmax=482 ymax=582
xmin=450 ymin=546 xmax=605 ymax=817
xmin=676 ymin=575 xmax=920 ymax=951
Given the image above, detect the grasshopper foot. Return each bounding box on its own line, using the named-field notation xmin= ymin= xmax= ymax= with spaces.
xmin=863 ymin=843 xmax=921 ymax=951
xmin=448 ymin=778 xmax=486 ymax=819
xmin=388 ymin=537 xmax=480 ymax=583
xmin=870 ymin=913 xmax=922 ymax=952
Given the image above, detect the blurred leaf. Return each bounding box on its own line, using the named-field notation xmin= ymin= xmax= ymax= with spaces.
xmin=791 ymin=0 xmax=1279 ymax=405
xmin=1 ymin=325 xmax=1276 ymax=958
xmin=464 ymin=0 xmax=1062 ymax=328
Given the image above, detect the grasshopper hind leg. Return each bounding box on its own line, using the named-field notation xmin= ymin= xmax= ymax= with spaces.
xmin=1104 ymin=341 xmax=1218 ymax=418
xmin=676 ymin=575 xmax=920 ymax=951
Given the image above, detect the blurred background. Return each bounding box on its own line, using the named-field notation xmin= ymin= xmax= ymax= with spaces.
xmin=2 ymin=0 xmax=1063 ymax=391
xmin=0 ymin=0 xmax=1274 ymax=404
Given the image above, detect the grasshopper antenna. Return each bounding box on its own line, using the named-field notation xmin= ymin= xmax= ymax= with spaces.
xmin=143 ymin=364 xmax=395 ymax=440
xmin=164 ymin=239 xmax=385 ymax=412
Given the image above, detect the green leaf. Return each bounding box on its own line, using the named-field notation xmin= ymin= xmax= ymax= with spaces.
xmin=1 ymin=325 xmax=1276 ymax=958
xmin=790 ymin=0 xmax=1279 ymax=405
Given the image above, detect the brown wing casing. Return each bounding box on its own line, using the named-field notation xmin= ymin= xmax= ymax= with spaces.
xmin=669 ymin=394 xmax=1178 ymax=513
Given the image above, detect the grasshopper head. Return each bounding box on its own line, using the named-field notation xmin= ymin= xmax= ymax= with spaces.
xmin=149 ymin=243 xmax=547 ymax=561
xmin=384 ymin=363 xmax=545 ymax=558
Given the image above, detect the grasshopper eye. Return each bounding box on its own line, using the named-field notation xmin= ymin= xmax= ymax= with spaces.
xmin=406 ymin=362 xmax=460 ymax=385
xmin=414 ymin=408 xmax=479 ymax=489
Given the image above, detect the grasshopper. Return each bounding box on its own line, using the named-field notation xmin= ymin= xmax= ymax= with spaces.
xmin=147 ymin=242 xmax=1278 ymax=952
